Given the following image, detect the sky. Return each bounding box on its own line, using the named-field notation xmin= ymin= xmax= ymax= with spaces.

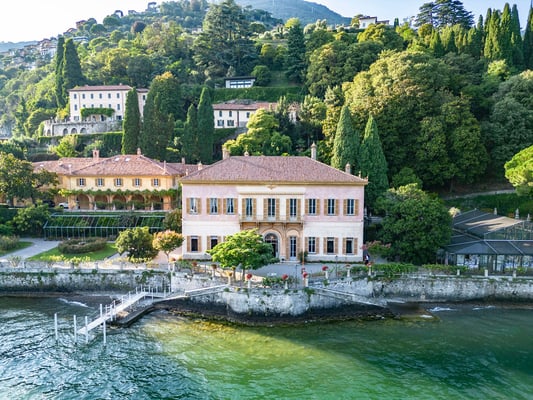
xmin=0 ymin=0 xmax=530 ymax=43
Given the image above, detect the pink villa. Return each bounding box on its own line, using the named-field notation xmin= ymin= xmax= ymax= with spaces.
xmin=180 ymin=146 xmax=368 ymax=263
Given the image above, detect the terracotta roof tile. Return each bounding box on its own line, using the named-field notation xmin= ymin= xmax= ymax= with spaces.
xmin=180 ymin=156 xmax=367 ymax=185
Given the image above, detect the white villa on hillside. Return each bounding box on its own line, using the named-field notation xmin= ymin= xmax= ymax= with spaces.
xmin=43 ymin=85 xmax=148 ymax=136
xmin=180 ymin=147 xmax=367 ymax=263
xmin=213 ymin=100 xmax=276 ymax=129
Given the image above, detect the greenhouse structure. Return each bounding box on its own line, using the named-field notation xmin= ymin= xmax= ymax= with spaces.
xmin=444 ymin=209 xmax=533 ymax=272
xmin=43 ymin=212 xmax=166 ymax=240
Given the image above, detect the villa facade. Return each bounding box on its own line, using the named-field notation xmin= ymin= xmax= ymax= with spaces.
xmin=34 ymin=149 xmax=198 ymax=211
xmin=213 ymin=100 xmax=276 ymax=129
xmin=180 ymin=150 xmax=367 ymax=263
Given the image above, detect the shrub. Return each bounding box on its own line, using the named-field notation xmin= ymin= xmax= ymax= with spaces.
xmin=58 ymin=237 xmax=107 ymax=254
xmin=0 ymin=224 xmax=14 ymax=236
xmin=0 ymin=235 xmax=19 ymax=251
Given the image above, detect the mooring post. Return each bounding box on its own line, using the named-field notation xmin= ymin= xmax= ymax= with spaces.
xmin=54 ymin=313 xmax=58 ymax=342
xmin=103 ymin=319 xmax=107 ymax=346
xmin=85 ymin=316 xmax=89 ymax=344
xmin=73 ymin=315 xmax=77 ymax=344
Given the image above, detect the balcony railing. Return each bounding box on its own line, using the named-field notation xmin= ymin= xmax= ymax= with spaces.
xmin=239 ymin=214 xmax=302 ymax=223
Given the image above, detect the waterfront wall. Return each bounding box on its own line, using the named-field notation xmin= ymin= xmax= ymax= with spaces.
xmin=0 ymin=269 xmax=170 ymax=292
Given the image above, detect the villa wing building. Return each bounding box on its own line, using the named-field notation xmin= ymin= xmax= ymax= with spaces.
xmin=34 ymin=150 xmax=198 ymax=211
xmin=180 ymin=152 xmax=368 ymax=263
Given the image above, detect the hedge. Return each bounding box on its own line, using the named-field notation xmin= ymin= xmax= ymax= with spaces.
xmin=213 ymin=86 xmax=304 ymax=103
xmin=58 ymin=237 xmax=107 ymax=254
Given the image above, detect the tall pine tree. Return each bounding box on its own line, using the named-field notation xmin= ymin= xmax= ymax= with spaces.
xmin=359 ymin=114 xmax=389 ymax=208
xmin=196 ymin=87 xmax=214 ymax=163
xmin=484 ymin=9 xmax=502 ymax=61
xmin=139 ymin=94 xmax=174 ymax=160
xmin=285 ymin=20 xmax=307 ymax=83
xmin=510 ymin=4 xmax=524 ymax=70
xmin=122 ymin=88 xmax=141 ymax=155
xmin=331 ymin=105 xmax=359 ymax=173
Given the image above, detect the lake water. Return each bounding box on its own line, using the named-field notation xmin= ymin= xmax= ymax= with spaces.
xmin=1 ymin=296 xmax=532 ymax=399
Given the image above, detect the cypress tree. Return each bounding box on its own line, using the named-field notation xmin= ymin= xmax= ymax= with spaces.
xmin=196 ymin=87 xmax=214 ymax=163
xmin=122 ymin=88 xmax=141 ymax=155
xmin=523 ymin=6 xmax=533 ymax=69
xmin=62 ymin=39 xmax=85 ymax=100
xmin=331 ymin=105 xmax=359 ymax=173
xmin=181 ymin=104 xmax=198 ymax=163
xmin=54 ymin=36 xmax=65 ymax=108
xmin=139 ymin=94 xmax=173 ymax=160
xmin=359 ymin=114 xmax=389 ymax=207
xmin=484 ymin=9 xmax=501 ymax=61
xmin=430 ymin=31 xmax=445 ymax=57
xmin=510 ymin=4 xmax=524 ymax=70
xmin=499 ymin=4 xmax=513 ymax=65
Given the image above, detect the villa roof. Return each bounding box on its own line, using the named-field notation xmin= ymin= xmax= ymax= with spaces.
xmin=213 ymin=101 xmax=276 ymax=111
xmin=180 ymin=156 xmax=368 ymax=185
xmin=69 ymin=85 xmax=135 ymax=92
xmin=34 ymin=155 xmax=198 ymax=177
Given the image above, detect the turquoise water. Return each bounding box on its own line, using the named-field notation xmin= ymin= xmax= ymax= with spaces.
xmin=1 ymin=297 xmax=532 ymax=399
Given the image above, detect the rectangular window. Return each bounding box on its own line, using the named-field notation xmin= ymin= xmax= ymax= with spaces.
xmin=217 ymin=120 xmax=224 ymax=127
xmin=117 ymin=93 xmax=120 ymax=98
xmin=82 ymin=94 xmax=85 ymax=99
xmin=346 ymin=199 xmax=355 ymax=215
xmin=96 ymin=178 xmax=104 ymax=187
xmin=133 ymin=178 xmax=141 ymax=187
xmin=289 ymin=198 xmax=297 ymax=218
xmin=73 ymin=94 xmax=77 ymax=99
xmin=210 ymin=236 xmax=218 ymax=250
xmin=117 ymin=104 xmax=121 ymax=111
xmin=191 ymin=236 xmax=199 ymax=252
xmin=152 ymin=178 xmax=160 ymax=187
xmin=308 ymin=198 xmax=317 ymax=215
xmin=189 ymin=198 xmax=198 ymax=214
xmin=246 ymin=112 xmax=250 ymax=118
xmin=245 ymin=198 xmax=253 ymax=217
xmin=115 ymin=178 xmax=123 ymax=187
xmin=308 ymin=237 xmax=316 ymax=254
xmin=90 ymin=93 xmax=94 ymax=99
xmin=229 ymin=111 xmax=233 ymax=117
xmin=327 ymin=199 xmax=336 ymax=215
xmin=78 ymin=178 xmax=86 ymax=187
xmin=210 ymin=198 xmax=218 ymax=214
xmin=226 ymin=198 xmax=235 ymax=214
xmin=218 ymin=110 xmax=222 ymax=117
xmin=227 ymin=120 xmax=235 ymax=127
xmin=346 ymin=238 xmax=354 ymax=255
xmin=74 ymin=104 xmax=78 ymax=111
xmin=267 ymin=198 xmax=276 ymax=218
xmin=327 ymin=237 xmax=335 ymax=254
xmin=108 ymin=93 xmax=111 ymax=99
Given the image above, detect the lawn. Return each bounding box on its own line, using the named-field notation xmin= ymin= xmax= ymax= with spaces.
xmin=27 ymin=243 xmax=118 ymax=262
xmin=0 ymin=241 xmax=33 ymax=257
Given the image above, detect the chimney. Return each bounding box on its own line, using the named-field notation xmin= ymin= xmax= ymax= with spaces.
xmin=137 ymin=148 xmax=142 ymax=156
xmin=92 ymin=149 xmax=99 ymax=160
xmin=310 ymin=142 xmax=317 ymax=160
xmin=198 ymin=161 xmax=203 ymax=170
xmin=163 ymin=160 xmax=167 ymax=173
xmin=222 ymin=147 xmax=230 ymax=160
xmin=345 ymin=163 xmax=351 ymax=174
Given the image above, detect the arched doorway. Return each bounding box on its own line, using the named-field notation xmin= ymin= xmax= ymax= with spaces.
xmin=264 ymin=233 xmax=279 ymax=259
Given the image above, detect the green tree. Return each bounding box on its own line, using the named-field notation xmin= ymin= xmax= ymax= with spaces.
xmin=122 ymin=88 xmax=141 ymax=155
xmin=357 ymin=24 xmax=404 ymax=51
xmin=116 ymin=227 xmax=158 ymax=262
xmin=483 ymin=70 xmax=533 ymax=177
xmin=415 ymin=0 xmax=473 ymax=28
xmin=54 ymin=36 xmax=66 ymax=108
xmin=0 ymin=153 xmax=57 ymax=206
xmin=285 ymin=20 xmax=307 ymax=83
xmin=251 ymin=65 xmax=271 ymax=86
xmin=53 ymin=135 xmax=78 ymax=158
xmin=163 ymin=208 xmax=182 ymax=232
xmin=523 ymin=6 xmax=533 ymax=70
xmin=196 ymin=87 xmax=214 ymax=163
xmin=359 ymin=115 xmax=389 ymax=207
xmin=139 ymin=94 xmax=174 ymax=160
xmin=331 ymin=105 xmax=359 ymax=173
xmin=504 ymin=145 xmax=533 ymax=197
xmin=193 ymin=0 xmax=257 ymax=78
xmin=510 ymin=4 xmax=524 ymax=70
xmin=61 ymin=39 xmax=85 ymax=100
xmin=379 ymin=184 xmax=452 ymax=264
xmin=207 ymin=229 xmax=275 ymax=279
xmin=181 ymin=104 xmax=198 ymax=163
xmin=11 ymin=204 xmax=50 ymax=236
xmin=153 ymin=230 xmax=184 ymax=263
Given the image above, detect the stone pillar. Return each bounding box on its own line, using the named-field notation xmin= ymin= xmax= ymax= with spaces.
xmin=484 ymin=268 xmax=488 ymax=277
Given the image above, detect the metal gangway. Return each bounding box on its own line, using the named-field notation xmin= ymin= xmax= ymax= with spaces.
xmin=77 ymin=286 xmax=168 ymax=336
